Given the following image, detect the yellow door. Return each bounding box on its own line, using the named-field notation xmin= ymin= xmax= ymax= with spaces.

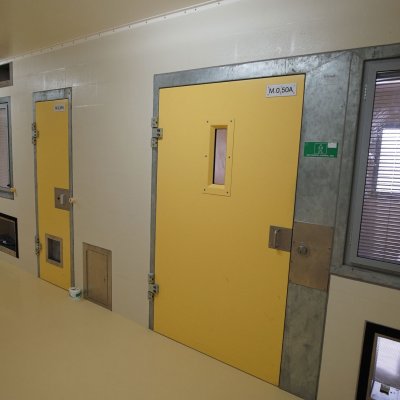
xmin=36 ymin=98 xmax=72 ymax=290
xmin=154 ymin=75 xmax=305 ymax=384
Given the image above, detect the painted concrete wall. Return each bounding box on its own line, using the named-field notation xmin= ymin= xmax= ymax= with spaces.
xmin=0 ymin=0 xmax=399 ymax=328
xmin=318 ymin=276 xmax=400 ymax=399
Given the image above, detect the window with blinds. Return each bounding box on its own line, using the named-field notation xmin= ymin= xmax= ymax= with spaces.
xmin=348 ymin=59 xmax=400 ymax=273
xmin=0 ymin=97 xmax=13 ymax=199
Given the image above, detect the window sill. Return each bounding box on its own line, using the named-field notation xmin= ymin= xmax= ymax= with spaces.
xmin=331 ymin=263 xmax=400 ymax=292
xmin=0 ymin=187 xmax=15 ymax=200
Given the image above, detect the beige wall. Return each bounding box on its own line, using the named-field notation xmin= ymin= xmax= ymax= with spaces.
xmin=0 ymin=0 xmax=399 ymax=326
xmin=318 ymin=276 xmax=400 ymax=399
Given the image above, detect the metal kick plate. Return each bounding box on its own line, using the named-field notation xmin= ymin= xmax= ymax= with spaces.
xmin=289 ymin=222 xmax=333 ymax=291
xmin=54 ymin=188 xmax=70 ymax=211
xmin=268 ymin=226 xmax=292 ymax=252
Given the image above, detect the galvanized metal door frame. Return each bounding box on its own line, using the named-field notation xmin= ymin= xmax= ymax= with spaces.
xmin=32 ymin=88 xmax=74 ymax=287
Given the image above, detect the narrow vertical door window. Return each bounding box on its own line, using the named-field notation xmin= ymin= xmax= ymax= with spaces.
xmin=213 ymin=128 xmax=227 ymax=185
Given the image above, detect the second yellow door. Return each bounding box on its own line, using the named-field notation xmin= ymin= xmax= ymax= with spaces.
xmin=36 ymin=98 xmax=72 ymax=290
xmin=154 ymin=75 xmax=305 ymax=384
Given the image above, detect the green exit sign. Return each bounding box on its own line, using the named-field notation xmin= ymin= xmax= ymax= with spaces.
xmin=304 ymin=142 xmax=338 ymax=158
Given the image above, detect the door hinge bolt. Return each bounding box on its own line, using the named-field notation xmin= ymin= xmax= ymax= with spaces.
xmin=363 ymin=84 xmax=367 ymax=101
xmin=151 ymin=126 xmax=163 ymax=148
xmin=151 ymin=117 xmax=159 ymax=129
xmin=32 ymin=122 xmax=39 ymax=145
xmin=151 ymin=117 xmax=163 ymax=149
xmin=148 ymin=272 xmax=159 ymax=301
xmin=35 ymin=235 xmax=42 ymax=256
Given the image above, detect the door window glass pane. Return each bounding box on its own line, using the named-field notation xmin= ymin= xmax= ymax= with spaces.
xmin=213 ymin=128 xmax=227 ymax=185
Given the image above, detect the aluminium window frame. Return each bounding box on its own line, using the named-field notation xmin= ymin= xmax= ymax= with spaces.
xmin=0 ymin=96 xmax=14 ymax=200
xmin=346 ymin=58 xmax=400 ymax=275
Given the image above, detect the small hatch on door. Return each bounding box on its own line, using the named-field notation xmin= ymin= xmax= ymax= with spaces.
xmin=45 ymin=234 xmax=63 ymax=267
xmin=83 ymin=243 xmax=112 ymax=310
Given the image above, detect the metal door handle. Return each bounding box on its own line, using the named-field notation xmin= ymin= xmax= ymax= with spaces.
xmin=268 ymin=225 xmax=292 ymax=252
xmin=272 ymin=228 xmax=280 ymax=249
xmin=59 ymin=194 xmax=65 ymax=205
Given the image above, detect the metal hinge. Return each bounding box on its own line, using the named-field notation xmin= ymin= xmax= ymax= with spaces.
xmin=151 ymin=117 xmax=163 ymax=148
xmin=151 ymin=117 xmax=159 ymax=128
xmin=32 ymin=122 xmax=39 ymax=145
xmin=148 ymin=272 xmax=159 ymax=301
xmin=34 ymin=235 xmax=42 ymax=256
xmin=363 ymin=84 xmax=367 ymax=101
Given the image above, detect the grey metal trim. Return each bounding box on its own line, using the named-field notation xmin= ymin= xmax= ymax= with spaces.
xmin=0 ymin=96 xmax=14 ymax=200
xmin=149 ymin=143 xmax=158 ymax=329
xmin=32 ymin=87 xmax=74 ymax=286
xmin=280 ymin=283 xmax=328 ymax=400
xmin=33 ymin=88 xmax=71 ymax=103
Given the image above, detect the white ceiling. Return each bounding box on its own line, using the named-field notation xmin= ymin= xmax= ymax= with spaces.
xmin=0 ymin=0 xmax=212 ymax=60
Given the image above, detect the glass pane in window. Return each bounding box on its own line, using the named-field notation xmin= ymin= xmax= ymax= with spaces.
xmin=373 ymin=336 xmax=400 ymax=391
xmin=358 ymin=70 xmax=400 ymax=265
xmin=213 ymin=128 xmax=227 ymax=185
xmin=377 ymin=129 xmax=400 ymax=193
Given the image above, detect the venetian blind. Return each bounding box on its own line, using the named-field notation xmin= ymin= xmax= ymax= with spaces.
xmin=358 ymin=71 xmax=400 ymax=265
xmin=0 ymin=105 xmax=10 ymax=188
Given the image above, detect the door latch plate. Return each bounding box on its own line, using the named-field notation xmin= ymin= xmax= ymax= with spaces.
xmin=54 ymin=188 xmax=71 ymax=211
xmin=289 ymin=222 xmax=334 ymax=291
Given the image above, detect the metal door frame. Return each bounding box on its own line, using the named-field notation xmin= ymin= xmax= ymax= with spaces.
xmin=33 ymin=87 xmax=74 ymax=287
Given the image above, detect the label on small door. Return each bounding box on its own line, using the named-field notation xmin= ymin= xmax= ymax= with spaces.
xmin=266 ymin=83 xmax=297 ymax=97
xmin=54 ymin=104 xmax=65 ymax=112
